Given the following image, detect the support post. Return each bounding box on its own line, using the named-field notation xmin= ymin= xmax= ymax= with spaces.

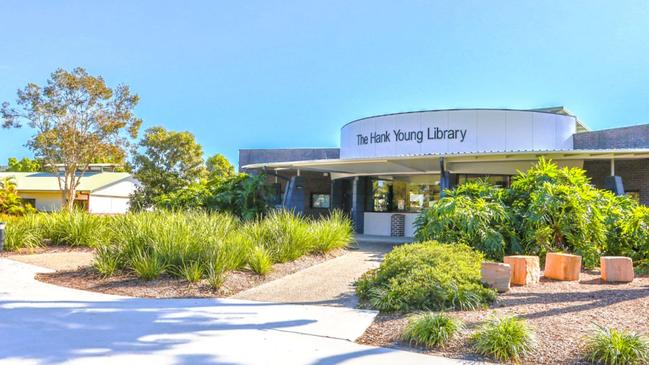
xmin=351 ymin=176 xmax=366 ymax=233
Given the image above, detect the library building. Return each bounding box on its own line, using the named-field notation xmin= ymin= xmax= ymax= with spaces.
xmin=240 ymin=107 xmax=649 ymax=237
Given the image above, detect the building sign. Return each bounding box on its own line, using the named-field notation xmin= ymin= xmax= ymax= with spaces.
xmin=340 ymin=109 xmax=577 ymax=159
xmin=356 ymin=127 xmax=468 ymax=145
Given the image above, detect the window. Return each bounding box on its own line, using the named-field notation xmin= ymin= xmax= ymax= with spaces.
xmin=457 ymin=174 xmax=512 ymax=188
xmin=311 ymin=193 xmax=331 ymax=209
xmin=21 ymin=198 xmax=36 ymax=208
xmin=370 ymin=178 xmax=441 ymax=213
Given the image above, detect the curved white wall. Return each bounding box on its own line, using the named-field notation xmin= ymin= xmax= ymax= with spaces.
xmin=340 ymin=109 xmax=576 ymax=159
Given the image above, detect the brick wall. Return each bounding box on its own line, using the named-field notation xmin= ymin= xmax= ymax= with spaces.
xmin=583 ymin=159 xmax=649 ymax=205
xmin=574 ymin=124 xmax=649 ymax=149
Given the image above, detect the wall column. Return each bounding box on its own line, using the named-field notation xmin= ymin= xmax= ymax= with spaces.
xmin=351 ymin=176 xmax=367 ymax=233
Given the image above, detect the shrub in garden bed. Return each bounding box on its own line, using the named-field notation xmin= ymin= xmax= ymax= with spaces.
xmin=355 ymin=241 xmax=496 ymax=312
xmin=402 ymin=312 xmax=463 ymax=349
xmin=583 ymin=325 xmax=649 ymax=365
xmin=415 ymin=158 xmax=649 ymax=268
xmin=5 ymin=209 xmax=353 ymax=286
xmin=472 ymin=316 xmax=534 ymax=363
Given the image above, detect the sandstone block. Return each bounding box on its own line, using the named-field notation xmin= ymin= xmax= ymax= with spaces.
xmin=504 ymin=255 xmax=540 ymax=286
xmin=544 ymin=252 xmax=581 ymax=281
xmin=481 ymin=262 xmax=511 ymax=293
xmin=601 ymin=256 xmax=634 ymax=283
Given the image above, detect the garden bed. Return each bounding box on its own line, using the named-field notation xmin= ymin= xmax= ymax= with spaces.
xmin=36 ymin=249 xmax=346 ymax=298
xmin=357 ymin=271 xmax=649 ymax=364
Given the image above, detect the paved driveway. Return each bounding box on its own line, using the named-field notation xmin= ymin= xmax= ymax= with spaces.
xmin=0 ymin=258 xmax=476 ymax=365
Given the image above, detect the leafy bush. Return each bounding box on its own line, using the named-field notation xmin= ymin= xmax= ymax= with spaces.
xmin=472 ymin=316 xmax=534 ymax=363
xmin=131 ymin=251 xmax=166 ymax=280
xmin=310 ymin=210 xmax=354 ymax=253
xmin=415 ymin=192 xmax=514 ymax=261
xmin=4 ymin=209 xmax=353 ymax=287
xmin=248 ymin=246 xmax=273 ymax=275
xmin=416 ymin=158 xmax=649 ymax=268
xmin=356 ymin=241 xmax=496 ymax=312
xmin=94 ymin=245 xmax=121 ymax=277
xmin=3 ymin=214 xmax=45 ymax=251
xmin=46 ymin=210 xmax=110 ymax=247
xmin=0 ymin=177 xmax=36 ymax=216
xmin=402 ymin=312 xmax=463 ymax=349
xmin=583 ymin=325 xmax=649 ymax=365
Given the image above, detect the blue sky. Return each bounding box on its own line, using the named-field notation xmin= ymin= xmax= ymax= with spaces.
xmin=1 ymin=1 xmax=648 ymax=167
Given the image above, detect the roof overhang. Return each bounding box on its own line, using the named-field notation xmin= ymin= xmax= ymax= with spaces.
xmin=243 ymin=149 xmax=649 ymax=178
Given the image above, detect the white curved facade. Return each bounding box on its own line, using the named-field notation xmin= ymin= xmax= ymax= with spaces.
xmin=340 ymin=109 xmax=577 ymax=159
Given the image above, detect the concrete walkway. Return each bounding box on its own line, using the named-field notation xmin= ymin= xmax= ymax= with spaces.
xmin=0 ymin=257 xmax=479 ymax=365
xmin=233 ymin=239 xmax=398 ymax=307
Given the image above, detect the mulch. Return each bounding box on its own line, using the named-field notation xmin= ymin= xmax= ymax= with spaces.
xmin=35 ymin=249 xmax=346 ymax=298
xmin=356 ymin=271 xmax=649 ymax=364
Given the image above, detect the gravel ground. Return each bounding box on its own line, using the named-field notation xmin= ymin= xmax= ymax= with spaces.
xmin=36 ymin=249 xmax=346 ymax=298
xmin=357 ymin=271 xmax=649 ymax=364
xmin=5 ymin=247 xmax=95 ymax=271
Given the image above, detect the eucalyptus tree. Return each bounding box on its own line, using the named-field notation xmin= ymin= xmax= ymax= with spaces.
xmin=1 ymin=67 xmax=142 ymax=210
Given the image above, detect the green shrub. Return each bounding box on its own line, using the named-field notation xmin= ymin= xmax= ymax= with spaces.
xmin=47 ymin=210 xmax=110 ymax=247
xmin=415 ymin=195 xmax=513 ymax=261
xmin=131 ymin=251 xmax=166 ymax=280
xmin=583 ymin=325 xmax=649 ymax=365
xmin=94 ymin=245 xmax=121 ymax=277
xmin=415 ymin=158 xmax=649 ymax=269
xmin=3 ymin=214 xmax=46 ymax=250
xmin=248 ymin=246 xmax=273 ymax=275
xmin=472 ymin=316 xmax=534 ymax=363
xmin=402 ymin=312 xmax=463 ymax=349
xmin=177 ymin=261 xmax=204 ymax=283
xmin=310 ymin=210 xmax=353 ymax=253
xmin=356 ymin=241 xmax=496 ymax=312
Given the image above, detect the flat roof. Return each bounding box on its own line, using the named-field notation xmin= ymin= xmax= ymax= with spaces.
xmin=242 ymin=149 xmax=649 ymax=176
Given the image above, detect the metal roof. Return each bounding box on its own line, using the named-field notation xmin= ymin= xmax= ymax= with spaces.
xmin=242 ymin=149 xmax=649 ymax=177
xmin=0 ymin=172 xmax=133 ymax=193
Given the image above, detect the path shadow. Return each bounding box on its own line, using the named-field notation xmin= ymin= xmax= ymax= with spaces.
xmin=0 ymin=297 xmax=316 ymax=365
xmin=496 ymin=286 xmax=649 ymax=320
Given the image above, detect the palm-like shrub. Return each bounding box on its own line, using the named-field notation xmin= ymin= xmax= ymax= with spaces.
xmin=356 ymin=241 xmax=496 ymax=312
xmin=402 ymin=312 xmax=463 ymax=348
xmin=583 ymin=325 xmax=649 ymax=365
xmin=415 ymin=194 xmax=512 ymax=261
xmin=472 ymin=316 xmax=534 ymax=363
xmin=415 ymin=158 xmax=649 ymax=269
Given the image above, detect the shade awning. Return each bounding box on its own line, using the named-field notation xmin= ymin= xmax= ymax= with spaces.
xmin=242 ymin=149 xmax=649 ymax=179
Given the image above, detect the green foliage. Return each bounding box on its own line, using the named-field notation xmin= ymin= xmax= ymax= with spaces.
xmin=402 ymin=312 xmax=463 ymax=349
xmin=0 ymin=177 xmax=36 ymax=216
xmin=415 ymin=193 xmax=513 ymax=261
xmin=131 ymin=250 xmax=166 ymax=280
xmin=93 ymin=245 xmax=121 ymax=277
xmin=178 ymin=261 xmax=204 ymax=283
xmin=583 ymin=325 xmax=649 ymax=365
xmin=46 ymin=210 xmax=109 ymax=247
xmin=1 ymin=67 xmax=141 ymax=210
xmin=415 ymin=158 xmax=649 ymax=268
xmin=206 ymin=153 xmax=235 ymax=180
xmin=7 ymin=157 xmax=40 ymax=172
xmin=310 ymin=210 xmax=354 ymax=253
xmin=205 ymin=173 xmax=272 ymax=220
xmin=4 ymin=210 xmax=353 ymax=287
xmin=472 ymin=316 xmax=534 ymax=363
xmin=3 ymin=214 xmax=45 ymax=250
xmin=248 ymin=246 xmax=273 ymax=275
xmin=131 ymin=126 xmax=207 ymax=209
xmin=356 ymin=241 xmax=496 ymax=312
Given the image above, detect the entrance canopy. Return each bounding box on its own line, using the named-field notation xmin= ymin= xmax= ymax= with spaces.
xmin=242 ymin=149 xmax=649 ymax=179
